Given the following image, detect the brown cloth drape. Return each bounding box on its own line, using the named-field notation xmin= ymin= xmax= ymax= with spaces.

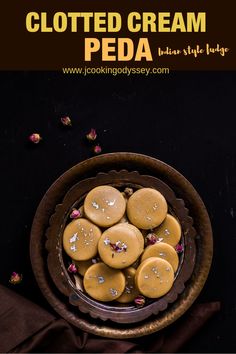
xmin=0 ymin=285 xmax=220 ymax=353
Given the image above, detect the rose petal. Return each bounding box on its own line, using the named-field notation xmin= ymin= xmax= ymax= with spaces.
xmin=9 ymin=272 xmax=23 ymax=285
xmin=70 ymin=208 xmax=82 ymax=219
xmin=67 ymin=263 xmax=77 ymax=274
xmin=29 ymin=133 xmax=42 ymax=144
xmin=61 ymin=116 xmax=72 ymax=126
xmin=175 ymin=244 xmax=184 ymax=253
xmin=134 ymin=295 xmax=145 ymax=307
xmin=93 ymin=145 xmax=102 ymax=154
xmin=86 ymin=128 xmax=97 ymax=141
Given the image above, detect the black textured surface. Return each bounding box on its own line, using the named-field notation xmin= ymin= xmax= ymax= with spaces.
xmin=0 ymin=71 xmax=236 ymax=352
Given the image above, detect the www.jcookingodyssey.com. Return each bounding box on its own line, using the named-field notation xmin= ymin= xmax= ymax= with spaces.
xmin=62 ymin=66 xmax=170 ymax=76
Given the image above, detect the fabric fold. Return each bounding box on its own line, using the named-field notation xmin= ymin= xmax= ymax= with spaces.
xmin=0 ymin=285 xmax=56 ymax=353
xmin=0 ymin=285 xmax=220 ymax=353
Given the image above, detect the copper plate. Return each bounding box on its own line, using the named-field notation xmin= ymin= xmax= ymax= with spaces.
xmin=46 ymin=170 xmax=196 ymax=323
xmin=30 ymin=152 xmax=213 ymax=338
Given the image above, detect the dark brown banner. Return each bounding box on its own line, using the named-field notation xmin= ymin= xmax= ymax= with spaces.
xmin=0 ymin=0 xmax=235 ymax=70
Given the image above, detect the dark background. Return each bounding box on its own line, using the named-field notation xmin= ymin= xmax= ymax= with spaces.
xmin=0 ymin=71 xmax=236 ymax=352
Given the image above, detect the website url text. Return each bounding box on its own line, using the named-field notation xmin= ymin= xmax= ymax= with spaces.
xmin=62 ymin=66 xmax=170 ymax=76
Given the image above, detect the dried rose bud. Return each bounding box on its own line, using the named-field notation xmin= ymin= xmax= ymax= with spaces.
xmin=9 ymin=272 xmax=23 ymax=285
xmin=29 ymin=133 xmax=42 ymax=144
xmin=134 ymin=295 xmax=146 ymax=307
xmin=61 ymin=116 xmax=72 ymax=126
xmin=67 ymin=263 xmax=77 ymax=274
xmin=93 ymin=145 xmax=102 ymax=154
xmin=86 ymin=128 xmax=97 ymax=141
xmin=146 ymin=233 xmax=158 ymax=245
xmin=70 ymin=208 xmax=81 ymax=219
xmin=175 ymin=244 xmax=184 ymax=253
xmin=124 ymin=187 xmax=133 ymax=197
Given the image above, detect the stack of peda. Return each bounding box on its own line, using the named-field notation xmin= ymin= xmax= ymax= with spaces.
xmin=63 ymin=185 xmax=183 ymax=304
